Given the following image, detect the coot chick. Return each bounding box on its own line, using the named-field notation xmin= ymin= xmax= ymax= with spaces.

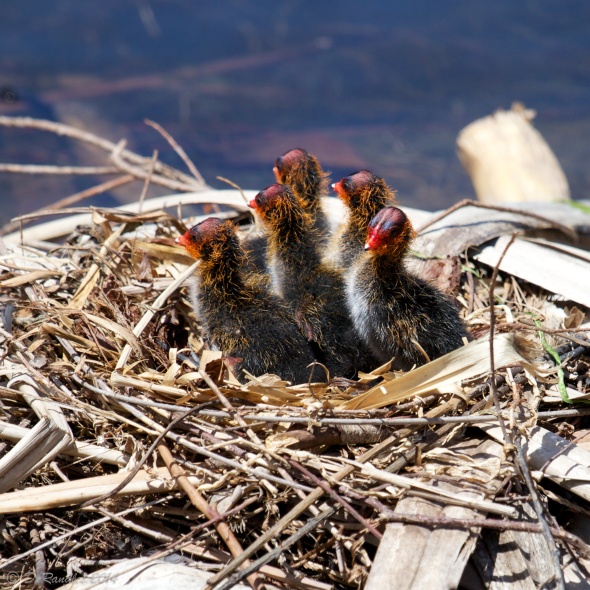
xmin=248 ymin=184 xmax=374 ymax=377
xmin=346 ymin=207 xmax=467 ymax=370
xmin=176 ymin=218 xmax=319 ymax=384
xmin=273 ymin=148 xmax=330 ymax=235
xmin=330 ymin=170 xmax=397 ymax=268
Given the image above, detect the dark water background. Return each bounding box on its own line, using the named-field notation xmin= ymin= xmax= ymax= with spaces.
xmin=1 ymin=0 xmax=589 ymax=227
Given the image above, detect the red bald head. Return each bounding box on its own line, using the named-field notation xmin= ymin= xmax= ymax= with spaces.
xmin=273 ymin=148 xmax=308 ymax=183
xmin=332 ymin=170 xmax=378 ymax=204
xmin=176 ymin=218 xmax=226 ymax=259
xmin=248 ymin=184 xmax=294 ymax=215
xmin=365 ymin=207 xmax=415 ymax=255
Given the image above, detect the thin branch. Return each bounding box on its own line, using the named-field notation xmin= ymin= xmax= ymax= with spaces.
xmin=0 ymin=116 xmax=179 ymax=175
xmin=488 ymin=232 xmax=518 ymax=444
xmin=0 ymin=115 xmax=205 ymax=190
xmin=71 ymin=386 xmax=590 ymax=424
xmin=386 ymin=512 xmax=590 ymax=560
xmin=0 ymin=164 xmax=118 ymax=175
xmin=205 ymin=433 xmax=403 ymax=588
xmin=79 ymin=402 xmax=202 ymax=509
xmin=513 ymin=435 xmax=566 ymax=590
xmin=109 ymin=145 xmax=200 ymax=193
xmin=113 ymin=396 xmax=315 ymax=493
xmin=0 ymin=116 xmax=140 ymax=160
xmin=138 ymin=150 xmax=159 ymax=213
xmin=216 ymin=176 xmax=250 ymax=205
xmin=144 ymin=119 xmax=207 ymax=186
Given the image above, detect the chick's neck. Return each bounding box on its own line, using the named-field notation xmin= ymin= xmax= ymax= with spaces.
xmin=265 ymin=200 xmax=310 ymax=251
xmin=265 ymin=203 xmax=323 ymax=298
xmin=367 ymin=235 xmax=412 ymax=282
xmin=198 ymin=234 xmax=249 ymax=301
xmin=288 ymin=166 xmax=327 ymax=214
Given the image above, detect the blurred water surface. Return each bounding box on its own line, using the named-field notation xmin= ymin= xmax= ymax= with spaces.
xmin=1 ymin=0 xmax=589 ymax=226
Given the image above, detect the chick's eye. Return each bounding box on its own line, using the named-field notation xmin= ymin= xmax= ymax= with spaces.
xmin=255 ymin=196 xmax=262 ymax=206
xmin=191 ymin=234 xmax=198 ymax=243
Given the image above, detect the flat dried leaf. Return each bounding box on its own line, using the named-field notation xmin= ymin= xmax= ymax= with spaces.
xmin=339 ymin=334 xmax=529 ymax=411
xmin=475 ymin=235 xmax=590 ymax=307
xmin=413 ymin=201 xmax=590 ymax=258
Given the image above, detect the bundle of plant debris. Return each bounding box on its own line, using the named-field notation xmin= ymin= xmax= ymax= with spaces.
xmin=1 ymin=117 xmax=590 ymax=590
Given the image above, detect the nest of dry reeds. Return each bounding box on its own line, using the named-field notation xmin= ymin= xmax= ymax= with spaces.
xmin=1 ymin=117 xmax=590 ymax=590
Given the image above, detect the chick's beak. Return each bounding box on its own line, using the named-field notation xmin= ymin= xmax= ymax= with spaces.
xmin=247 ymin=199 xmax=257 ymax=209
xmin=364 ymin=233 xmax=379 ymax=251
xmin=176 ymin=233 xmax=190 ymax=247
xmin=332 ymin=180 xmax=344 ymax=197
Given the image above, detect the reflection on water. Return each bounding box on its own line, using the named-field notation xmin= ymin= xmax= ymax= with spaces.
xmin=0 ymin=0 xmax=589 ymax=226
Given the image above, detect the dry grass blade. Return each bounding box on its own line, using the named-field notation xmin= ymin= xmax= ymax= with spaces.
xmin=0 ymin=467 xmax=206 ymax=514
xmin=0 ymin=269 xmax=65 ymax=288
xmin=79 ymin=311 xmax=142 ymax=356
xmin=110 ymin=372 xmax=212 ymax=401
xmin=70 ymin=225 xmax=125 ymax=310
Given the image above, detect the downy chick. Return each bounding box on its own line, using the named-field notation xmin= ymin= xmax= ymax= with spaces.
xmin=176 ymin=218 xmax=319 ymax=384
xmin=346 ymin=207 xmax=467 ymax=370
xmin=273 ymin=147 xmax=330 ymax=235
xmin=330 ymin=170 xmax=397 ymax=269
xmin=248 ymin=184 xmax=374 ymax=377
xmin=241 ymin=147 xmax=328 ymax=272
